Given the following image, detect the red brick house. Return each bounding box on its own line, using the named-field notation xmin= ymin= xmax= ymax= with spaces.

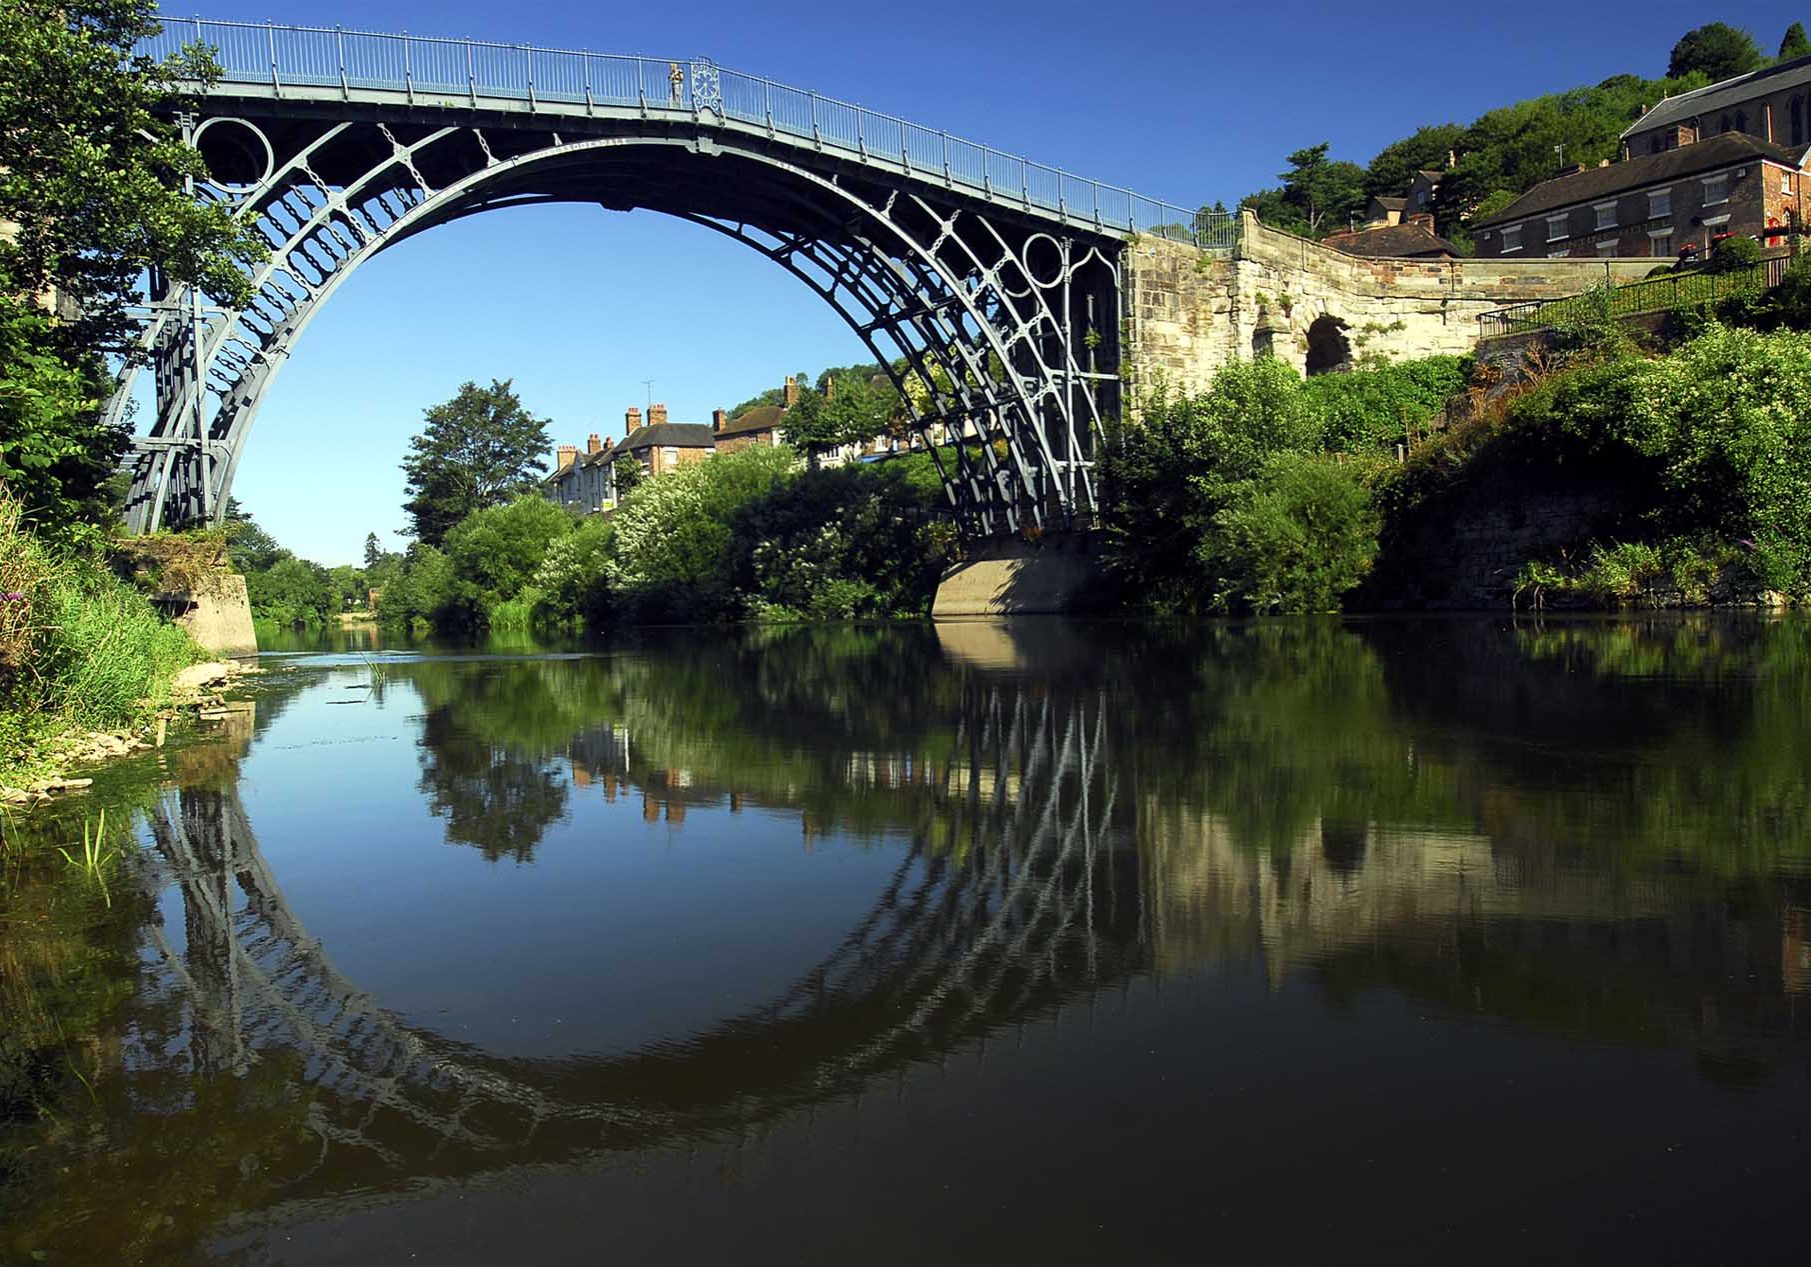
xmin=1470 ymin=133 xmax=1807 ymax=261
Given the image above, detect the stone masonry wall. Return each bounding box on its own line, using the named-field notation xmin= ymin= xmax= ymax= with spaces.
xmin=1124 ymin=211 xmax=1656 ymax=398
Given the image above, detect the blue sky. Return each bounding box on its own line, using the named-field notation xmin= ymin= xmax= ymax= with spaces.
xmin=184 ymin=0 xmax=1789 ymax=563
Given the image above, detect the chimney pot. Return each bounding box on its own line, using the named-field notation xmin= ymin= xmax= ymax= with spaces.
xmin=783 ymin=375 xmax=799 ymax=408
xmin=587 ymin=432 xmax=602 ymax=455
xmin=556 ymin=444 xmax=577 ymax=471
xmin=649 ymin=402 xmax=668 ymax=426
xmin=626 ymin=405 xmax=642 ymax=431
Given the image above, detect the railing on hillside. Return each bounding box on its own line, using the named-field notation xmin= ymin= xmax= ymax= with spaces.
xmin=140 ymin=17 xmax=1237 ymax=249
xmin=1478 ymin=253 xmax=1794 ymax=339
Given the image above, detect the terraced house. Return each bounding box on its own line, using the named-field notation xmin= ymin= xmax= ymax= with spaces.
xmin=1472 ymin=55 xmax=1811 ymax=261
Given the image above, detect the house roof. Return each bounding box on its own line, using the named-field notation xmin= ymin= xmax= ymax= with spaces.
xmin=716 ymin=403 xmax=786 ymax=439
xmin=611 ymin=422 xmax=716 ymax=455
xmin=1370 ymin=195 xmax=1407 ymax=211
xmin=1324 ymin=222 xmax=1461 ymax=259
xmin=1623 ymin=54 xmax=1811 ymax=141
xmin=1415 ymin=170 xmax=1444 ymax=183
xmin=1471 ymin=133 xmax=1809 ymax=229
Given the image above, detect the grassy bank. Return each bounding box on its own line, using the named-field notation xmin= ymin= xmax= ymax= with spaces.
xmin=0 ymin=493 xmax=203 ymax=785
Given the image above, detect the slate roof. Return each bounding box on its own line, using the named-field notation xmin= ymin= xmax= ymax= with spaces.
xmin=1324 ymin=222 xmax=1461 ymax=259
xmin=1370 ymin=195 xmax=1408 ymax=211
xmin=716 ymin=403 xmax=786 ymax=439
xmin=1623 ymin=54 xmax=1811 ymax=141
xmin=610 ymin=422 xmax=717 ymax=456
xmin=1471 ymin=133 xmax=1809 ymax=229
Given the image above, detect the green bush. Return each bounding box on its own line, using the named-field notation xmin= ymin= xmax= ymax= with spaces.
xmin=1709 ymin=235 xmax=1764 ymax=273
xmin=727 ymin=464 xmax=955 ymax=619
xmin=438 ymin=495 xmax=576 ymax=628
xmin=1300 ymin=356 xmax=1468 ymax=451
xmin=530 ymin=515 xmax=614 ymax=627
xmin=1102 ymin=359 xmax=1390 ymax=614
xmin=1210 ymin=453 xmax=1383 ymax=612
xmin=605 ymin=446 xmax=798 ymax=621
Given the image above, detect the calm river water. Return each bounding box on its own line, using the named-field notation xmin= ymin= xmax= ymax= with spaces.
xmin=3 ymin=616 xmax=1810 ymax=1264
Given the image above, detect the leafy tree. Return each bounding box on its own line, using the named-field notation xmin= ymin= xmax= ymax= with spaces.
xmin=363 ymin=532 xmax=382 ymax=568
xmin=222 ymin=501 xmax=285 ymax=573
xmin=0 ymin=1 xmax=265 ymax=534
xmin=1782 ymin=22 xmax=1811 ymax=60
xmin=1363 ymin=124 xmax=1465 ymax=200
xmin=611 ymin=455 xmax=644 ymax=498
xmin=400 ymin=379 xmax=552 ymax=545
xmin=437 ymin=495 xmax=575 ymax=627
xmin=1245 ymin=144 xmax=1366 ymax=238
xmin=244 ymin=556 xmax=332 ymax=627
xmin=1211 ymin=453 xmax=1381 ymax=613
xmin=1667 ymin=23 xmax=1764 ymax=80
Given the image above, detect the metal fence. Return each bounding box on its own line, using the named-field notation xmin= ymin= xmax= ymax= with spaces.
xmin=139 ymin=17 xmax=1236 ymax=249
xmin=1478 ymin=252 xmax=1795 ymax=339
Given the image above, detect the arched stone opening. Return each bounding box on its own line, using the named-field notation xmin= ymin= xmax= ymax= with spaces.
xmin=1304 ymin=314 xmax=1353 ymax=376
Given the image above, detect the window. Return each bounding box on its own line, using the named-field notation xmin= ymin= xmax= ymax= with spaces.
xmin=1546 ymin=214 xmax=1570 ymax=242
xmin=1735 ymin=109 xmax=1748 ymax=135
xmin=1594 ymin=202 xmax=1618 ymax=230
xmin=1719 ymin=113 xmax=1733 ymax=133
xmin=1500 ymin=223 xmax=1523 ymax=252
xmin=1595 ymin=239 xmax=1619 ymax=255
xmin=662 ymin=447 xmax=680 ymax=464
xmin=1548 ymin=248 xmax=1571 ymax=258
xmin=1784 ymin=172 xmax=1795 ymax=195
xmin=1649 ymin=229 xmax=1673 ymax=258
xmin=1650 ymin=136 xmax=1663 ymax=154
xmin=1648 ymin=187 xmax=1671 ymax=218
xmin=1793 ymin=97 xmax=1805 ymax=147
xmin=1702 ymin=175 xmax=1729 ymax=205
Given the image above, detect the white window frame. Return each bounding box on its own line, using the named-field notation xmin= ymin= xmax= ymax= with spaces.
xmin=1546 ymin=214 xmax=1570 ymax=242
xmin=1648 ymin=228 xmax=1673 ymax=258
xmin=1647 ymin=187 xmax=1672 ymax=218
xmin=661 ymin=446 xmax=680 ymax=464
xmin=1547 ymin=248 xmax=1571 ymax=258
xmin=1784 ymin=172 xmax=1795 ymax=195
xmin=1595 ymin=239 xmax=1619 ymax=255
xmin=1500 ymin=223 xmax=1523 ymax=253
xmin=1593 ymin=201 xmax=1618 ymax=230
xmin=1701 ymin=174 xmax=1729 ymax=205
xmin=1701 ymin=212 xmax=1732 ymax=230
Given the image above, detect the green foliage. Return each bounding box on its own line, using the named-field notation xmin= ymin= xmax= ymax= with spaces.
xmin=400 ymin=379 xmax=552 ymax=546
xmin=1781 ymin=21 xmax=1811 ymax=59
xmin=727 ymin=465 xmax=955 ymax=619
xmin=530 ymin=515 xmax=614 ymax=626
xmin=1299 ymin=356 xmax=1468 ymax=450
xmin=1709 ymin=254 xmax=1811 ymax=330
xmin=1363 ymin=125 xmax=1465 ymax=201
xmin=1709 ymin=235 xmax=1764 ymax=273
xmin=0 ymin=2 xmax=267 ymax=537
xmin=1210 ymin=453 xmax=1382 ymax=613
xmin=611 ymin=455 xmax=644 ymax=497
xmin=1241 ymin=143 xmax=1367 ymax=238
xmin=605 ymin=446 xmax=798 ymax=620
xmin=436 ymin=496 xmax=576 ymax=627
xmin=0 ymin=489 xmax=200 ymax=772
xmin=243 ymin=556 xmax=332 ymax=628
xmin=1102 ymin=358 xmax=1389 ymax=614
xmin=1668 ymin=22 xmax=1764 ymax=79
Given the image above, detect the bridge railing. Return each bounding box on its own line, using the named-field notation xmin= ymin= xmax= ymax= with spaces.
xmin=138 ymin=17 xmax=1236 ymax=249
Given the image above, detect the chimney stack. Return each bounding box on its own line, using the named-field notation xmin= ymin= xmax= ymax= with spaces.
xmin=649 ymin=402 xmax=669 ymax=426
xmin=783 ymin=375 xmax=799 ymax=408
xmin=556 ymin=444 xmax=577 ymax=471
xmin=824 ymin=377 xmax=836 ymax=401
xmin=625 ymin=405 xmax=642 ymax=432
xmin=587 ymin=433 xmax=603 ymax=455
xmin=1407 ymin=211 xmax=1436 ymax=232
xmin=712 ymin=408 xmax=728 ymax=432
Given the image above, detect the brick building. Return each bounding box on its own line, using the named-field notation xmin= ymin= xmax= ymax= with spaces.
xmin=610 ymin=403 xmax=716 ymax=478
xmin=544 ymin=432 xmax=615 ymax=513
xmin=1623 ymin=53 xmax=1811 ymax=156
xmin=1324 ymin=214 xmax=1461 ymax=259
xmin=713 ymin=376 xmax=800 ymax=452
xmin=1470 ymin=133 xmax=1807 ymax=261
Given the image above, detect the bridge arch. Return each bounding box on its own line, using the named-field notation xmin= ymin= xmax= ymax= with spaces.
xmin=112 ymin=26 xmax=1180 ymax=537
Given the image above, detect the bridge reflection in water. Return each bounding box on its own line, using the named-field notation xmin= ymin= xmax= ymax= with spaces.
xmin=109 ymin=618 xmax=1811 ymax=1255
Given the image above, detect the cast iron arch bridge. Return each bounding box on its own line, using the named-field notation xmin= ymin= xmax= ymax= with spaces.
xmin=115 ymin=19 xmax=1231 ymax=537
xmin=132 ymin=674 xmax=1144 ymax=1222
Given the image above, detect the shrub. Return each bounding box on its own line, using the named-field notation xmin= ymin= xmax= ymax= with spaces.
xmin=727 ymin=464 xmax=954 ymax=619
xmin=438 ymin=495 xmax=576 ymax=627
xmin=605 ymin=446 xmax=798 ymax=621
xmin=530 ymin=515 xmax=614 ymax=626
xmin=1708 ymin=234 xmax=1764 ymax=273
xmin=1300 ymin=356 xmax=1468 ymax=451
xmin=1210 ymin=453 xmax=1382 ymax=613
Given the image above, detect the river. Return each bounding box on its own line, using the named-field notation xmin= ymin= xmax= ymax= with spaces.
xmin=2 ymin=616 xmax=1809 ymax=1264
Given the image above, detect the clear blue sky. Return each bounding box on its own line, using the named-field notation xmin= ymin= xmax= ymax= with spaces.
xmin=183 ymin=0 xmax=1789 ymax=563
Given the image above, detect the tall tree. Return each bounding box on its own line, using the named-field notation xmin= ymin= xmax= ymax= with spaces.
xmin=1668 ymin=23 xmax=1764 ymax=80
xmin=1781 ymin=22 xmax=1811 ymax=60
xmin=1268 ymin=144 xmax=1366 ymax=237
xmin=400 ymin=379 xmax=552 ymax=546
xmin=363 ymin=532 xmax=382 ymax=568
xmin=0 ymin=1 xmax=265 ymax=534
